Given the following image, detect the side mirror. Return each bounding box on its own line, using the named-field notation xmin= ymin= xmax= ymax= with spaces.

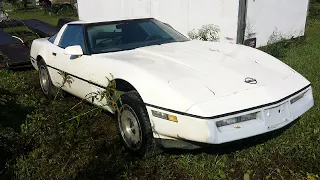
xmin=64 ymin=45 xmax=83 ymax=56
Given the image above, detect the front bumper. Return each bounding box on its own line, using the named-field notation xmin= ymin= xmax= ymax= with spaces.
xmin=146 ymin=86 xmax=314 ymax=146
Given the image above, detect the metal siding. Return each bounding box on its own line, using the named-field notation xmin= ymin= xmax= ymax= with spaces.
xmin=77 ymin=0 xmax=309 ymax=46
xmin=151 ymin=0 xmax=189 ymax=37
xmin=77 ymin=0 xmax=239 ymax=43
xmin=188 ymin=0 xmax=239 ymax=43
xmin=245 ymin=0 xmax=309 ymax=47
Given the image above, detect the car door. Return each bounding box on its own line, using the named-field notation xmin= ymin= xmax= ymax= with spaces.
xmin=85 ymin=24 xmax=121 ymax=112
xmin=48 ymin=24 xmax=92 ymax=99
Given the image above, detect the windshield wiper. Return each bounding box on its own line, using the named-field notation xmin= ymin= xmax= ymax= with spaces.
xmin=154 ymin=37 xmax=175 ymax=45
xmin=99 ymin=47 xmax=137 ymax=53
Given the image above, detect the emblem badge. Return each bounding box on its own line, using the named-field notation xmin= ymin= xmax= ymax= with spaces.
xmin=245 ymin=77 xmax=257 ymax=84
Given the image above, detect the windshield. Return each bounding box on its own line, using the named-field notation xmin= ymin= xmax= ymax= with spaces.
xmin=85 ymin=18 xmax=189 ymax=54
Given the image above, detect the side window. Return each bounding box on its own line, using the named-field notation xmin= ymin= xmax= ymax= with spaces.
xmin=48 ymin=34 xmax=57 ymax=44
xmin=87 ymin=25 xmax=122 ymax=50
xmin=59 ymin=25 xmax=87 ymax=54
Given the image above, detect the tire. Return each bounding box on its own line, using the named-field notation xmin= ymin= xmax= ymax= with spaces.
xmin=116 ymin=91 xmax=162 ymax=158
xmin=38 ymin=59 xmax=54 ymax=98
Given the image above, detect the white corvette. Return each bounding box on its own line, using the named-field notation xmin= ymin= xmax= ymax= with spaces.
xmin=30 ymin=18 xmax=314 ymax=156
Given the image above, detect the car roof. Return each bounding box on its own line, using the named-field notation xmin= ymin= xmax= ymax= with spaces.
xmin=67 ymin=18 xmax=154 ymax=26
xmin=67 ymin=20 xmax=89 ymax=25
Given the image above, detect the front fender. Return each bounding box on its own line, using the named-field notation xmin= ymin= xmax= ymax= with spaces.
xmin=118 ymin=76 xmax=213 ymax=113
xmin=88 ymin=58 xmax=213 ymax=112
xmin=30 ymin=38 xmax=52 ymax=71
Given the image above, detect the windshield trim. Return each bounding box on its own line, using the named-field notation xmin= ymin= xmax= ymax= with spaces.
xmin=83 ymin=18 xmax=189 ymax=55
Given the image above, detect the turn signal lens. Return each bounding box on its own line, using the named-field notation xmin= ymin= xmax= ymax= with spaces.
xmin=151 ymin=110 xmax=178 ymax=123
xmin=168 ymin=115 xmax=178 ymax=123
xmin=216 ymin=113 xmax=257 ymax=127
xmin=290 ymin=93 xmax=305 ymax=104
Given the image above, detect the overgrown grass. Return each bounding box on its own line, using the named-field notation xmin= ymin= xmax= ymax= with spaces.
xmin=310 ymin=0 xmax=320 ymax=20
xmin=1 ymin=4 xmax=320 ymax=180
xmin=3 ymin=3 xmax=78 ymax=26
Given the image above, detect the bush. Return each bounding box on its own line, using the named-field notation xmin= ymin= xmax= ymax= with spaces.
xmin=188 ymin=24 xmax=220 ymax=42
xmin=44 ymin=4 xmax=78 ymax=16
xmin=0 ymin=95 xmax=7 ymax=105
xmin=12 ymin=110 xmax=99 ymax=179
xmin=259 ymin=29 xmax=306 ymax=59
xmin=4 ymin=0 xmax=28 ymax=10
xmin=309 ymin=1 xmax=320 ymax=20
xmin=7 ymin=74 xmax=122 ymax=179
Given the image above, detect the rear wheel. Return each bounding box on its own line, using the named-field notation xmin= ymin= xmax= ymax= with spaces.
xmin=117 ymin=91 xmax=162 ymax=157
xmin=38 ymin=59 xmax=54 ymax=98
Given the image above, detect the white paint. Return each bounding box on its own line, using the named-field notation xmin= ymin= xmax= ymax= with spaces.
xmin=148 ymin=87 xmax=313 ymax=144
xmin=30 ymin=23 xmax=314 ymax=147
xmin=64 ymin=45 xmax=83 ymax=56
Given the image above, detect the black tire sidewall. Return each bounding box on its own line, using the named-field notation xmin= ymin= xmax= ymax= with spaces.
xmin=38 ymin=59 xmax=53 ymax=98
xmin=116 ymin=91 xmax=155 ymax=157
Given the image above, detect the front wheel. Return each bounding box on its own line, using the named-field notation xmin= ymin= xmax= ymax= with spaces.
xmin=38 ymin=59 xmax=54 ymax=98
xmin=117 ymin=91 xmax=162 ymax=157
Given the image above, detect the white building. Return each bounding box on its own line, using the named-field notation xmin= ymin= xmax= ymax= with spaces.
xmin=77 ymin=0 xmax=310 ymax=47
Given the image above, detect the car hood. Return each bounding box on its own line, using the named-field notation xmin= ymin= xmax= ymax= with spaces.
xmin=99 ymin=40 xmax=295 ymax=97
xmin=93 ymin=40 xmax=308 ymax=113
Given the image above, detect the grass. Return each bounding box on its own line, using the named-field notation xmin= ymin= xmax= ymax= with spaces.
xmin=2 ymin=2 xmax=78 ymax=25
xmin=1 ymin=4 xmax=320 ymax=180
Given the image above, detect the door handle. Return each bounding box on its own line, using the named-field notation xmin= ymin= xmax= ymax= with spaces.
xmin=52 ymin=52 xmax=57 ymax=56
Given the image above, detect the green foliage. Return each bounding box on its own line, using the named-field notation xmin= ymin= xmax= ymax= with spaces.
xmin=13 ymin=108 xmax=108 ymax=180
xmin=309 ymin=1 xmax=320 ymax=20
xmin=311 ymin=0 xmax=320 ymax=5
xmin=98 ymin=74 xmax=123 ymax=114
xmin=3 ymin=1 xmax=77 ymax=20
xmin=7 ymin=72 xmax=125 ymax=179
xmin=259 ymin=29 xmax=306 ymax=59
xmin=2 ymin=70 xmax=122 ymax=179
xmin=188 ymin=24 xmax=220 ymax=42
xmin=261 ymin=29 xmax=289 ymax=58
xmin=48 ymin=4 xmax=77 ymax=16
xmin=0 ymin=95 xmax=7 ymax=105
xmin=0 ymin=53 xmax=8 ymax=68
xmin=3 ymin=0 xmax=33 ymax=11
xmin=6 ymin=8 xmax=77 ymax=26
xmin=3 ymin=0 xmax=77 ymax=15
